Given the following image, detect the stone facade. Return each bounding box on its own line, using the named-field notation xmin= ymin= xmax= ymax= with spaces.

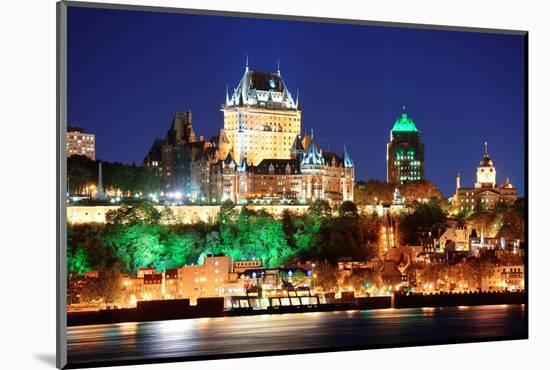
xmin=67 ymin=204 xmax=310 ymax=225
xmin=147 ymin=62 xmax=355 ymax=205
xmin=222 ymin=62 xmax=301 ymax=166
xmin=453 ymin=143 xmax=518 ymax=211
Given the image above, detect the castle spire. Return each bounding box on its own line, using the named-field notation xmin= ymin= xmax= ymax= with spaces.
xmin=245 ymin=55 xmax=249 ymax=72
xmin=225 ymin=84 xmax=230 ymax=106
xmin=276 ymin=57 xmax=280 ymax=76
xmin=484 ymin=141 xmax=488 ymax=156
xmin=344 ymin=144 xmax=354 ymax=168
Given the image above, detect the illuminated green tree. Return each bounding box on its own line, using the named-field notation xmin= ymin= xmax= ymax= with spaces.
xmin=67 ymin=247 xmax=92 ymax=276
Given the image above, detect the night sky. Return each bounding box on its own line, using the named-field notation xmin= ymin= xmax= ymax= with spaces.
xmin=67 ymin=6 xmax=525 ymax=197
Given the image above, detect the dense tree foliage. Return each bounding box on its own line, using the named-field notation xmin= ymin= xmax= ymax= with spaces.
xmin=354 ymin=179 xmax=442 ymax=207
xmin=68 ymin=201 xmax=382 ymax=277
xmin=342 ymin=269 xmax=384 ymax=293
xmin=399 ymin=180 xmax=443 ymax=202
xmin=354 ymin=180 xmax=394 ymax=205
xmin=417 ymin=256 xmax=495 ymax=290
xmin=67 ymin=155 xmax=161 ymax=196
xmin=397 ymin=198 xmax=447 ymax=245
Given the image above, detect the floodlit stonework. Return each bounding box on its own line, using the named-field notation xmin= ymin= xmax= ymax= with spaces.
xmin=67 ymin=205 xmax=310 ymax=225
xmin=144 ymin=61 xmax=355 ymax=205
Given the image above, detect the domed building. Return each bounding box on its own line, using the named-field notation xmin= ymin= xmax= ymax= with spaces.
xmin=452 ymin=142 xmax=518 ymax=211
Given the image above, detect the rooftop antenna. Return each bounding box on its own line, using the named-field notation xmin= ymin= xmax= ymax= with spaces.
xmin=245 ymin=55 xmax=249 ymax=72
xmin=277 ymin=58 xmax=280 ymax=76
xmin=311 ymin=128 xmax=314 ymax=139
xmin=484 ymin=141 xmax=488 ymax=156
xmin=295 ymin=89 xmax=299 ymax=109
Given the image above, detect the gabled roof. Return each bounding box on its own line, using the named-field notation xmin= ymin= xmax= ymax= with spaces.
xmin=322 ymin=151 xmax=343 ymax=167
xmin=343 ymin=145 xmax=354 ymax=168
xmin=225 ymin=65 xmax=298 ymax=110
xmin=254 ymin=158 xmax=301 ymax=175
xmin=291 ymin=135 xmax=305 ymax=152
xmin=301 ymin=140 xmax=325 ymax=166
xmin=224 ymin=152 xmax=236 ymax=165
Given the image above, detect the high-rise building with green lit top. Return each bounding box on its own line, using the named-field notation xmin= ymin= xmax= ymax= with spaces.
xmin=386 ymin=108 xmax=425 ymax=184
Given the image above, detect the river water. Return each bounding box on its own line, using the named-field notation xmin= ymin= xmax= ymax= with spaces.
xmin=67 ymin=304 xmax=526 ymax=366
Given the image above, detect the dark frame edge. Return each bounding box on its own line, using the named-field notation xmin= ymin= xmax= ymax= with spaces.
xmin=56 ymin=1 xmax=68 ymax=369
xmin=57 ymin=2 xmax=529 ymax=369
xmin=523 ymin=31 xmax=529 ymax=340
xmin=62 ymin=0 xmax=527 ymax=36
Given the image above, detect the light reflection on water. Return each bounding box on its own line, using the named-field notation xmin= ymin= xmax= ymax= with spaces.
xmin=68 ymin=304 xmax=526 ymax=365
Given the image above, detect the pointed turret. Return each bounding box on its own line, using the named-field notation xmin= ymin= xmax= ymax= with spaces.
xmin=224 ymin=151 xmax=236 ymax=166
xmin=237 ymin=157 xmax=248 ymax=172
xmin=225 ymin=85 xmax=230 ymax=106
xmin=301 ymin=139 xmax=325 ymax=166
xmin=343 ymin=144 xmax=354 ymax=168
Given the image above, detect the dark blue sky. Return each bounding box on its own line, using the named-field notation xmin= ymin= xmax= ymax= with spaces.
xmin=67 ymin=7 xmax=525 ymax=197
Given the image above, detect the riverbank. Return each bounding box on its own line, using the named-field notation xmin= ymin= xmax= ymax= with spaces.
xmin=67 ymin=291 xmax=524 ymax=326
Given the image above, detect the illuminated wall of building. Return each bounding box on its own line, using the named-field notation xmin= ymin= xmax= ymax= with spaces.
xmin=222 ymin=66 xmax=301 ymax=166
xmin=67 ymin=126 xmax=95 ymax=160
xmin=67 ymin=204 xmax=310 ymax=225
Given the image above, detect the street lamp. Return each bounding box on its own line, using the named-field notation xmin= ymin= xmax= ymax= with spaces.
xmin=311 ymin=263 xmax=316 ymax=291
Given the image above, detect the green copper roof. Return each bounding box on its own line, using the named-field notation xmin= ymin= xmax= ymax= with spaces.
xmin=392 ymin=113 xmax=418 ymax=132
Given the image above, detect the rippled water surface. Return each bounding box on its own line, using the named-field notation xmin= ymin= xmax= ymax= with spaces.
xmin=68 ymin=304 xmax=526 ymax=365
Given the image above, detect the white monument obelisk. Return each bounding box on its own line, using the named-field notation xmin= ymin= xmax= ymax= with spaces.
xmin=96 ymin=161 xmax=105 ymax=200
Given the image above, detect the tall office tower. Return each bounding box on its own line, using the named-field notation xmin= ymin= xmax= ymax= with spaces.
xmin=386 ymin=108 xmax=425 ymax=184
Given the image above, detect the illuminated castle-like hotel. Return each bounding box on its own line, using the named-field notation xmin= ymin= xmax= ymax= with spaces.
xmin=145 ymin=61 xmax=354 ymax=204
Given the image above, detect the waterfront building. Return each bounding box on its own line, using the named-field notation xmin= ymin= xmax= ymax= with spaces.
xmin=482 ymin=257 xmax=524 ymax=292
xmin=176 ymin=255 xmax=233 ymax=304
xmin=67 ymin=126 xmax=95 ymax=160
xmin=452 ymin=142 xmax=518 ymax=211
xmin=386 ymin=108 xmax=425 ymax=184
xmin=142 ymin=273 xmax=163 ymax=300
xmin=137 ymin=267 xmax=157 ymax=278
xmin=233 ymin=260 xmax=263 ymax=273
